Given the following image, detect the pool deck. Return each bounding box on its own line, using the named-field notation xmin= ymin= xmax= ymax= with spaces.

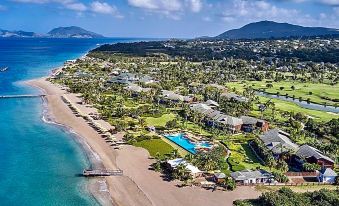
xmin=163 ymin=133 xmax=212 ymax=155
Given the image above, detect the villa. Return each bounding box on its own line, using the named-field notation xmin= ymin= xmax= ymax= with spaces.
xmin=124 ymin=84 xmax=152 ymax=94
xmin=294 ymin=144 xmax=335 ymax=169
xmin=231 ymin=169 xmax=274 ymax=184
xmin=240 ymin=116 xmax=269 ymax=132
xmin=259 ymin=129 xmax=299 ymax=157
xmin=167 ymin=158 xmax=203 ymax=178
xmin=205 ymin=99 xmax=219 ymax=108
xmin=190 ymin=103 xmax=243 ymax=133
xmin=221 ymin=93 xmax=248 ymax=102
xmin=161 ymin=90 xmax=193 ymax=103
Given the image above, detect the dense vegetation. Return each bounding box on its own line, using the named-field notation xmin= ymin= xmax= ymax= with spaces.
xmin=92 ymin=38 xmax=339 ymax=63
xmin=234 ymin=187 xmax=339 ymax=206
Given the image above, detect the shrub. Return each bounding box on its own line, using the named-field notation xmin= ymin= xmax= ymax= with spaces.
xmin=272 ymin=171 xmax=289 ymax=183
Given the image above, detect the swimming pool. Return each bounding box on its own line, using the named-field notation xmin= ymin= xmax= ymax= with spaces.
xmin=164 ymin=133 xmax=211 ymax=154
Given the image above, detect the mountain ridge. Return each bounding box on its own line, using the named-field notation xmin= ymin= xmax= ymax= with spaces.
xmin=0 ymin=26 xmax=104 ymax=38
xmin=216 ymin=21 xmax=339 ymax=39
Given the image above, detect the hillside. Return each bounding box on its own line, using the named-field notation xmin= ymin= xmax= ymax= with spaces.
xmin=47 ymin=26 xmax=104 ymax=38
xmin=217 ymin=21 xmax=339 ymax=39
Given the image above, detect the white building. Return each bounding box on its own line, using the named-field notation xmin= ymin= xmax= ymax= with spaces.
xmin=167 ymin=158 xmax=203 ymax=178
xmin=318 ymin=168 xmax=337 ymax=184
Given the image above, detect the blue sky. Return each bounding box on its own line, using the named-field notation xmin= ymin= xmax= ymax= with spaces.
xmin=0 ymin=0 xmax=338 ymax=37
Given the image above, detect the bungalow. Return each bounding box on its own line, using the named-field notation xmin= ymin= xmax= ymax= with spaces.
xmin=139 ymin=75 xmax=156 ymax=84
xmin=206 ymin=84 xmax=228 ymax=93
xmin=190 ymin=103 xmax=243 ymax=133
xmin=108 ymin=72 xmax=139 ymax=84
xmin=124 ymin=84 xmax=152 ymax=94
xmin=259 ymin=129 xmax=299 ymax=157
xmin=213 ymin=173 xmax=226 ymax=183
xmin=231 ymin=169 xmax=274 ymax=184
xmin=295 ymin=145 xmax=335 ymax=169
xmin=318 ymin=168 xmax=337 ymax=184
xmin=221 ymin=93 xmax=248 ymax=102
xmin=167 ymin=158 xmax=203 ymax=178
xmin=205 ymin=99 xmax=219 ymax=108
xmin=240 ymin=116 xmax=269 ymax=132
xmin=161 ymin=90 xmax=193 ymax=103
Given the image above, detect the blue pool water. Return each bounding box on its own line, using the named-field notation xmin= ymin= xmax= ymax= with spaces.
xmin=0 ymin=37 xmax=141 ymax=205
xmin=164 ymin=133 xmax=211 ymax=154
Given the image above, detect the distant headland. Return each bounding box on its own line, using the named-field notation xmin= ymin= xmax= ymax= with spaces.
xmin=0 ymin=26 xmax=104 ymax=38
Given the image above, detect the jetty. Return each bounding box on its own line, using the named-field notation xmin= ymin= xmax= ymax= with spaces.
xmin=0 ymin=94 xmax=45 ymax=99
xmin=83 ymin=169 xmax=123 ymax=177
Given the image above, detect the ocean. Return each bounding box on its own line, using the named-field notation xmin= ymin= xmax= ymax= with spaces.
xmin=0 ymin=38 xmax=138 ymax=205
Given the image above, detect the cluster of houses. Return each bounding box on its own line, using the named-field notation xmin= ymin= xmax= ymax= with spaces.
xmin=107 ymin=71 xmax=337 ymax=184
xmin=259 ymin=128 xmax=337 ymax=183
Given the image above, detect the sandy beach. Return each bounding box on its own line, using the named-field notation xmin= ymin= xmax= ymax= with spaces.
xmin=26 ymin=77 xmax=261 ymax=206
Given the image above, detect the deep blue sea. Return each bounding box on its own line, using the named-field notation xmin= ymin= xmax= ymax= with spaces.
xmin=0 ymin=38 xmax=138 ymax=205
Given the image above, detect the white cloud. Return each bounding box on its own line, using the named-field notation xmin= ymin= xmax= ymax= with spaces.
xmin=218 ymin=0 xmax=299 ymax=23
xmin=12 ymin=0 xmax=123 ymax=16
xmin=90 ymin=1 xmax=123 ymax=18
xmin=187 ymin=0 xmax=202 ymax=12
xmin=320 ymin=0 xmax=339 ymax=6
xmin=128 ymin=0 xmax=183 ymax=11
xmin=334 ymin=7 xmax=339 ymax=15
xmin=91 ymin=1 xmax=115 ymax=14
xmin=64 ymin=2 xmax=87 ymax=11
xmin=128 ymin=0 xmax=203 ymax=19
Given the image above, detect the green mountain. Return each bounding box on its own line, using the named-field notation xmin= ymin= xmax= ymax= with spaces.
xmin=217 ymin=21 xmax=339 ymax=39
xmin=47 ymin=26 xmax=104 ymax=38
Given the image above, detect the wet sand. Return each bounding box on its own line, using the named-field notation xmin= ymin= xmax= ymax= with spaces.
xmin=26 ymin=77 xmax=261 ymax=206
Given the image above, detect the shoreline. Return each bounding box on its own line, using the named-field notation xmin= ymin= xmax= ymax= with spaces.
xmin=26 ymin=76 xmax=262 ymax=206
xmin=31 ymin=82 xmax=114 ymax=206
xmin=26 ymin=77 xmax=153 ymax=206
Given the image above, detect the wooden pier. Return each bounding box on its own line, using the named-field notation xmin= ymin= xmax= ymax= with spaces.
xmin=83 ymin=169 xmax=123 ymax=177
xmin=0 ymin=94 xmax=45 ymax=99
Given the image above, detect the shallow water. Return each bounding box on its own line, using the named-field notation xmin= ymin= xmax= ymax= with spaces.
xmin=0 ymin=38 xmax=138 ymax=205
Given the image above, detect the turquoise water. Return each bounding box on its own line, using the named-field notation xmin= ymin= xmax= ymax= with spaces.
xmin=0 ymin=38 xmax=139 ymax=205
xmin=164 ymin=133 xmax=211 ymax=154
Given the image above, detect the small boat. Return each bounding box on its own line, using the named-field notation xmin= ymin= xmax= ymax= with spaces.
xmin=0 ymin=67 xmax=8 ymax=72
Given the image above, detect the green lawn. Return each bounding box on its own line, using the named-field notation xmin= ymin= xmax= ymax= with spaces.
xmin=222 ymin=134 xmax=274 ymax=172
xmin=133 ymin=139 xmax=174 ymax=158
xmin=226 ymin=81 xmax=337 ymax=122
xmin=145 ymin=113 xmax=176 ymax=127
xmin=256 ymin=96 xmax=338 ymax=122
xmin=227 ymin=80 xmax=339 ymax=106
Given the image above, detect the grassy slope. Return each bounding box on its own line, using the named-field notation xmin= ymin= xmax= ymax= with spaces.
xmin=145 ymin=113 xmax=176 ymax=127
xmin=133 ymin=139 xmax=174 ymax=158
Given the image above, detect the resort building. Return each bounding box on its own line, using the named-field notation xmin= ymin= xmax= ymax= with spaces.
xmin=295 ymin=144 xmax=335 ymax=169
xmin=240 ymin=116 xmax=269 ymax=132
xmin=189 ymin=103 xmax=243 ymax=133
xmin=221 ymin=93 xmax=248 ymax=102
xmin=205 ymin=99 xmax=219 ymax=108
xmin=124 ymin=84 xmax=152 ymax=94
xmin=259 ymin=129 xmax=299 ymax=157
xmin=161 ymin=90 xmax=193 ymax=103
xmin=213 ymin=173 xmax=226 ymax=183
xmin=166 ymin=158 xmax=203 ymax=178
xmin=231 ymin=169 xmax=274 ymax=184
xmin=318 ymin=168 xmax=337 ymax=184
